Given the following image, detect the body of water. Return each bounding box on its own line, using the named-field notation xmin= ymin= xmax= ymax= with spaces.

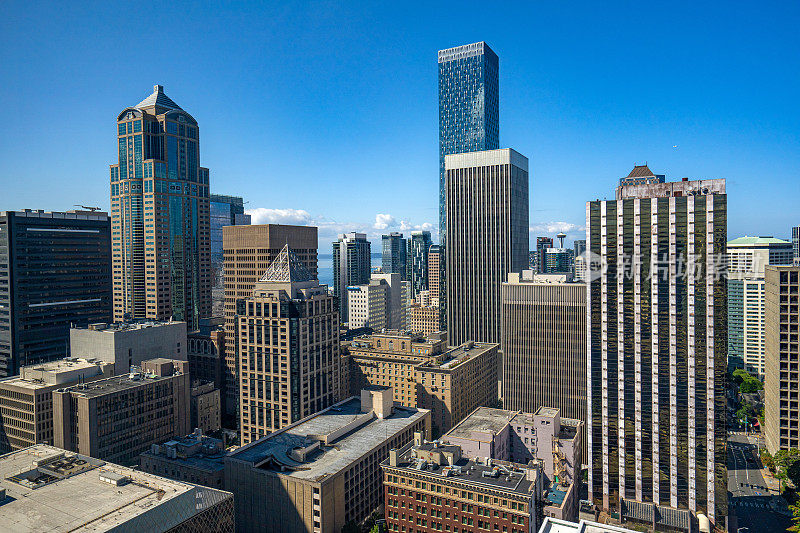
xmin=317 ymin=253 xmax=382 ymax=287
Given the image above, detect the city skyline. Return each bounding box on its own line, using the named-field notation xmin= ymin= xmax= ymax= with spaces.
xmin=1 ymin=2 xmax=798 ymax=249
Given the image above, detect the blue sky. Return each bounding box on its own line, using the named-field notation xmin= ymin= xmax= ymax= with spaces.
xmin=1 ymin=1 xmax=798 ymax=247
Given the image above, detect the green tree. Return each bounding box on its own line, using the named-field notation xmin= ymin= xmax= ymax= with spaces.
xmin=740 ymin=375 xmax=763 ymax=393
xmin=761 ymin=449 xmax=776 ymax=473
xmin=775 ymin=449 xmax=800 ymax=469
xmin=788 ymin=502 xmax=800 ymax=533
xmin=736 ymin=402 xmax=755 ymax=422
xmin=732 ymin=368 xmax=749 ymax=385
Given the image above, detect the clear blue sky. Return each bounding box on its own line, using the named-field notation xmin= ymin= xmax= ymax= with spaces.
xmin=1 ymin=1 xmax=798 ymax=248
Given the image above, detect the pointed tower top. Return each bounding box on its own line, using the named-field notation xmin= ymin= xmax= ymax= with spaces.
xmin=258 ymin=245 xmax=316 ymax=283
xmin=134 ymin=84 xmax=183 ymax=111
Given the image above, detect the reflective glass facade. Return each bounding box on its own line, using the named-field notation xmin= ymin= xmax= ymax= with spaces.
xmin=381 ymin=232 xmax=407 ymax=278
xmin=438 ymin=42 xmax=499 ymax=242
xmin=210 ymin=195 xmax=249 ymax=316
xmin=587 ymin=180 xmax=728 ymax=529
xmin=110 ymin=85 xmax=210 ymax=330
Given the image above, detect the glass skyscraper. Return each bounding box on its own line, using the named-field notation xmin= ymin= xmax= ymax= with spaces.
xmin=438 ymin=42 xmax=499 ymax=241
xmin=110 ymin=85 xmax=211 ymax=330
xmin=381 ymin=232 xmax=407 ymax=278
xmin=409 ymin=230 xmax=433 ymax=297
xmin=210 ymin=194 xmax=250 ymax=316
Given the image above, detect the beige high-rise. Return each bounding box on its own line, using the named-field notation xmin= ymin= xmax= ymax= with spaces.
xmin=222 ymin=224 xmax=317 ymax=425
xmin=110 ymin=85 xmax=210 ymax=330
xmin=764 ymin=265 xmax=800 ymax=455
xmin=236 ymin=246 xmax=338 ymax=445
xmin=501 ymin=272 xmax=587 ymax=465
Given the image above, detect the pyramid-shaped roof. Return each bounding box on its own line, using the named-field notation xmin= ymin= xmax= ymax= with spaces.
xmin=258 ymin=245 xmax=315 ymax=283
xmin=135 ymin=85 xmax=183 ymax=111
xmin=626 ymin=164 xmax=655 ymax=178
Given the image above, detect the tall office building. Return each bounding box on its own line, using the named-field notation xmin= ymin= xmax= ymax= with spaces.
xmin=409 ymin=230 xmax=433 ymax=297
xmin=764 ymin=265 xmax=800 ymax=455
xmin=222 ymin=224 xmax=317 ymax=422
xmin=333 ymin=232 xmax=371 ymax=323
xmin=792 ymin=226 xmax=799 ymax=265
xmin=535 ymin=236 xmax=554 ymax=273
xmin=347 ymin=277 xmax=390 ymax=330
xmin=587 ymin=175 xmax=727 ymax=530
xmin=428 ymin=244 xmax=442 ymax=301
xmin=381 ymin=232 xmax=407 ymax=277
xmin=726 ymin=236 xmax=793 ymax=377
xmin=574 ymin=239 xmax=587 ymax=258
xmin=438 ymin=41 xmax=499 ymax=243
xmin=0 ymin=209 xmax=112 ymax=376
xmin=501 ymin=272 xmax=587 ymax=465
xmin=445 ymin=149 xmax=529 ymax=346
xmin=110 ymin=85 xmax=210 ymax=331
xmin=236 ymin=246 xmax=339 ymax=444
xmin=210 ymin=194 xmax=250 ymax=316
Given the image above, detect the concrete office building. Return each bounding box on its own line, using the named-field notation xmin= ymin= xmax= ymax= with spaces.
xmin=0 ymin=358 xmax=114 ymax=452
xmin=587 ymin=175 xmax=728 ymax=530
xmin=140 ymin=430 xmax=226 ymax=489
xmin=225 ymin=388 xmax=431 ymax=533
xmin=188 ymin=320 xmax=225 ymax=394
xmin=191 ymin=380 xmax=222 ymax=433
xmin=333 ymin=232 xmax=371 ymax=323
xmin=409 ymin=230 xmax=433 ymax=297
xmin=793 ymin=226 xmax=799 ymax=265
xmin=764 ymin=265 xmax=800 ymax=454
xmin=444 ymin=406 xmax=583 ymax=522
xmin=110 ymin=85 xmax=211 ymax=330
xmin=382 ymin=232 xmax=407 ymax=278
xmin=0 ymin=444 xmax=233 ymax=532
xmin=348 ymin=273 xmax=403 ymax=331
xmin=237 ymin=246 xmax=339 ymax=444
xmin=428 ymin=244 xmax=442 ymax=302
xmin=406 ymin=303 xmax=441 ymax=336
xmin=348 ymin=277 xmax=390 ymax=330
xmin=727 ymin=236 xmax=793 ymax=377
xmin=0 ymin=209 xmax=112 ymax=376
xmin=383 ymin=435 xmax=542 ymax=533
xmin=53 ymin=358 xmax=191 ymax=465
xmin=210 ymin=194 xmax=250 ymax=316
xmin=445 ymin=149 xmax=529 ymax=346
xmin=223 ymin=223 xmax=318 ymax=425
xmin=438 ymin=42 xmax=499 ymax=243
xmin=501 ymin=272 xmax=587 ymax=465
xmin=345 ymin=330 xmax=498 ymax=436
xmin=70 ymin=320 xmax=187 ymax=374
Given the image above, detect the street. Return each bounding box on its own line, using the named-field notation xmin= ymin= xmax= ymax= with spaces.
xmin=728 ymin=433 xmax=791 ymax=533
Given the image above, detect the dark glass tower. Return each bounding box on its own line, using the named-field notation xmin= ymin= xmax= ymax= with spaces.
xmin=0 ymin=209 xmax=112 ymax=376
xmin=438 ymin=42 xmax=499 ymax=242
xmin=381 ymin=232 xmax=407 ymax=278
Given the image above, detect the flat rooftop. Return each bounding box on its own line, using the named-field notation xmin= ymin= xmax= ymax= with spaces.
xmin=446 ymin=407 xmax=516 ymax=439
xmin=141 ymin=436 xmax=225 ymax=473
xmin=56 ymin=371 xmax=176 ymax=398
xmin=75 ymin=320 xmax=185 ymax=333
xmin=228 ymin=397 xmax=429 ymax=482
xmin=0 ymin=359 xmax=109 ymax=390
xmin=0 ymin=445 xmax=231 ymax=532
xmin=384 ymin=441 xmax=535 ymax=494
xmin=539 ymin=517 xmax=641 ymax=533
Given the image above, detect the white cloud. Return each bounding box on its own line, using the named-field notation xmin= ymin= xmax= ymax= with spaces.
xmin=529 ymin=221 xmax=584 ymax=235
xmin=245 ymin=207 xmax=437 ymax=245
xmin=373 ymin=213 xmax=396 ymax=230
xmin=246 ymin=208 xmax=312 ymax=226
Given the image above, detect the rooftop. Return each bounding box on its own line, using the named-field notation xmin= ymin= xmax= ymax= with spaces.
xmin=539 ymin=517 xmax=641 ymax=533
xmin=134 ymin=84 xmax=183 ymax=111
xmin=75 ymin=320 xmax=186 ymax=333
xmin=0 ymin=445 xmax=231 ymax=532
xmin=227 ymin=397 xmax=429 ymax=482
xmin=258 ymin=244 xmax=316 ymax=284
xmin=56 ymin=369 xmax=179 ymax=398
xmin=1 ymin=359 xmax=111 ymax=390
xmin=446 ymin=407 xmax=517 ymax=440
xmin=727 ymin=236 xmax=792 ymax=247
xmin=141 ymin=433 xmax=225 ymax=474
xmin=625 ymin=164 xmax=656 ymax=178
xmin=384 ymin=440 xmax=536 ymax=494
